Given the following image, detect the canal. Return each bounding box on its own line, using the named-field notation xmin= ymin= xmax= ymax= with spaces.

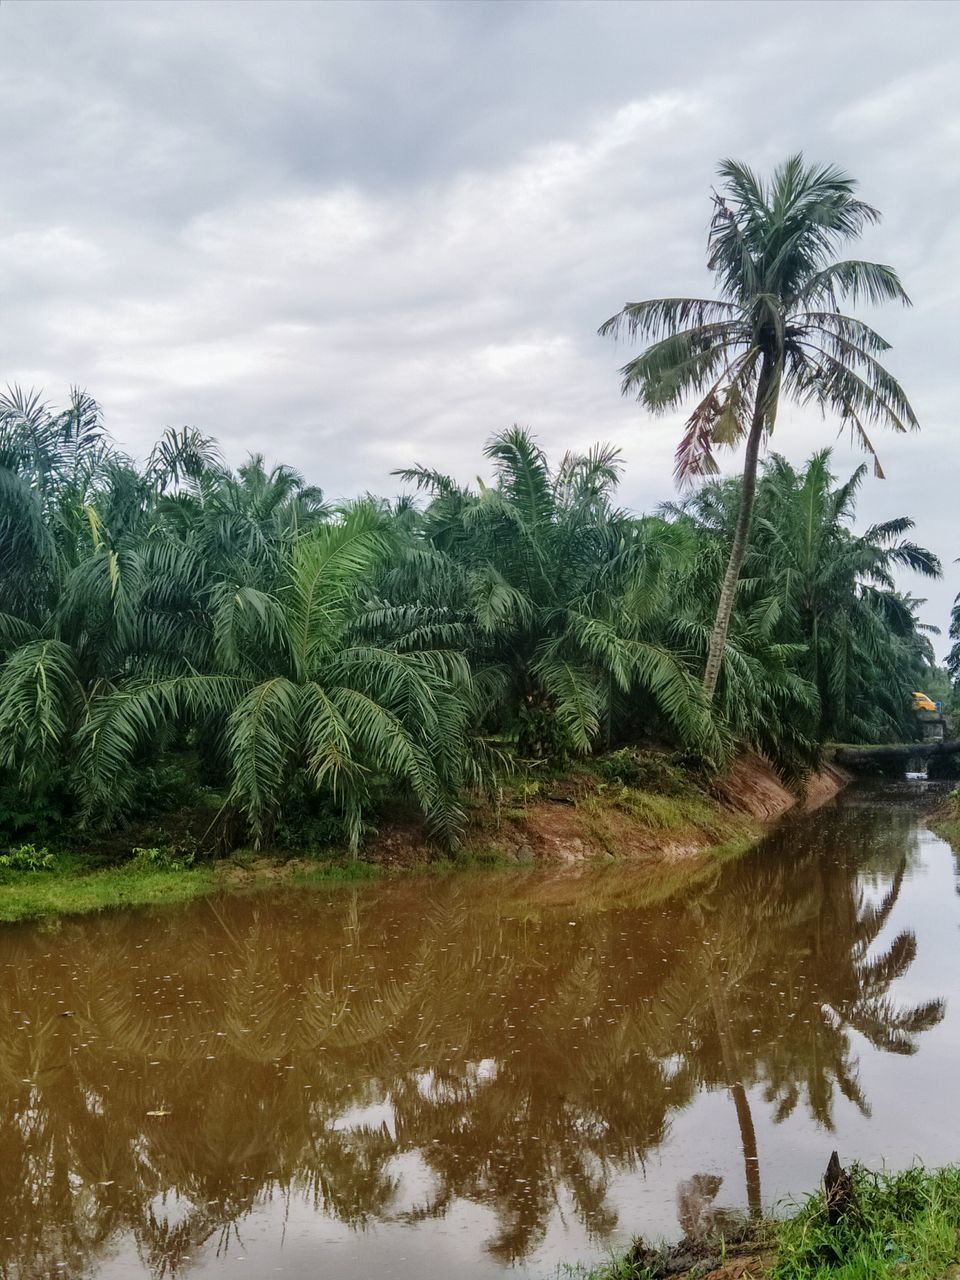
xmin=1 ymin=785 xmax=955 ymax=1278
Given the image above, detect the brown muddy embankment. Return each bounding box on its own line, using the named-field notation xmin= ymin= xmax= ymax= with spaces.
xmin=251 ymin=750 xmax=850 ymax=881
xmin=0 ymin=750 xmax=849 ymax=922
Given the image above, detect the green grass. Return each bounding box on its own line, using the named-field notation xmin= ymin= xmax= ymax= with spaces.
xmin=0 ymin=845 xmax=536 ymax=924
xmin=931 ymin=818 xmax=960 ymax=848
xmin=611 ymin=786 xmax=737 ymax=838
xmin=928 ymin=789 xmax=960 ymax=850
xmin=560 ymin=1165 xmax=960 ymax=1280
xmin=0 ymin=854 xmax=220 ymax=922
xmin=774 ymin=1165 xmax=960 ymax=1280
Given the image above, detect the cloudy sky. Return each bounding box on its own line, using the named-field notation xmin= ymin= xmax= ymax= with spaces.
xmin=2 ymin=0 xmax=958 ymax=644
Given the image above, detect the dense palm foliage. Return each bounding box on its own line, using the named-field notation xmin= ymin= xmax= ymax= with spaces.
xmin=947 ymin=590 xmax=960 ymax=692
xmin=667 ymin=451 xmax=941 ymax=749
xmin=393 ymin=428 xmax=714 ymax=760
xmin=79 ymin=507 xmax=479 ymax=848
xmin=601 ymin=155 xmax=917 ymax=699
xmin=0 ymin=390 xmax=942 ymax=851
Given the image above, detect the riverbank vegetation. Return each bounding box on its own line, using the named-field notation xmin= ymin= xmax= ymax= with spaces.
xmin=928 ymin=785 xmax=960 ymax=847
xmin=568 ymin=1163 xmax=960 ymax=1280
xmin=0 ymin=744 xmax=771 ymax=922
xmin=0 ymin=394 xmax=941 ymax=873
xmin=0 ymin=155 xmax=947 ymax=884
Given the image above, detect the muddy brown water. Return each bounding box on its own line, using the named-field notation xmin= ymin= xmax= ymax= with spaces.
xmin=2 ymin=786 xmax=958 ymax=1279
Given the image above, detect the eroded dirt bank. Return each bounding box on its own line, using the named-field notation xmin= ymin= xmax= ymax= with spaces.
xmin=2 ymin=751 xmax=850 ymax=922
xmin=246 ymin=751 xmax=849 ymax=879
xmin=462 ymin=752 xmax=849 ymax=869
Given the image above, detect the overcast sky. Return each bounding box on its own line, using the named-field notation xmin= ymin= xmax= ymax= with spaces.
xmin=1 ymin=0 xmax=957 ymax=647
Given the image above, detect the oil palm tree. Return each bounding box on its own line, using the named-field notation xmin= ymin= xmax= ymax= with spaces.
xmin=393 ymin=427 xmax=713 ymax=759
xmin=749 ymin=451 xmax=940 ymax=740
xmin=600 ymin=155 xmax=917 ymax=700
xmin=0 ymin=404 xmax=229 ymax=810
xmin=668 ymin=452 xmax=940 ymax=746
xmin=947 ymin=589 xmax=960 ymax=686
xmin=76 ymin=505 xmax=477 ymax=847
xmin=0 ymin=386 xmax=120 ymax=624
xmin=152 ymin=446 xmax=330 ymax=582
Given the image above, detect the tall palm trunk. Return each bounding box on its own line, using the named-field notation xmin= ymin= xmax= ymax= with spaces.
xmin=710 ymin=978 xmax=762 ymax=1218
xmin=702 ymin=355 xmax=776 ymax=701
xmin=729 ymin=1079 xmax=762 ymax=1218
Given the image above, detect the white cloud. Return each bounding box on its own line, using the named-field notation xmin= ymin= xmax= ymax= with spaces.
xmin=0 ymin=0 xmax=957 ymax=642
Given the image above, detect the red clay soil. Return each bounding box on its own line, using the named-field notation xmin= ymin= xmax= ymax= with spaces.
xmin=801 ymin=761 xmax=851 ymax=811
xmin=711 ymin=751 xmax=848 ymax=823
xmin=493 ymin=753 xmax=847 ymax=867
xmin=709 ymin=751 xmax=796 ymax=823
xmin=221 ymin=753 xmax=848 ymax=878
xmin=444 ymin=753 xmax=849 ymax=868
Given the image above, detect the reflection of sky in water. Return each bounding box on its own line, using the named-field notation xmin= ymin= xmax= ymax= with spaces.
xmin=2 ymin=791 xmax=959 ymax=1278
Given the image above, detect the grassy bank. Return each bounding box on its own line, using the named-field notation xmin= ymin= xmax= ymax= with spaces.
xmin=927 ymin=787 xmax=960 ymax=848
xmin=0 ymin=847 xmax=419 ymax=924
xmin=565 ymin=1164 xmax=960 ymax=1280
xmin=0 ymin=748 xmax=783 ymax=924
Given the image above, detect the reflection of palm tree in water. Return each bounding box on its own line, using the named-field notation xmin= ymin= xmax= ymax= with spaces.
xmin=658 ymin=815 xmax=942 ymax=1219
xmin=0 ymin=821 xmax=946 ymax=1277
xmin=675 ymin=1172 xmax=746 ymax=1242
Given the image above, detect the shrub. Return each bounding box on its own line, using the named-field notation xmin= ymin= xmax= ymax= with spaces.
xmin=0 ymin=843 xmax=56 ymax=872
xmin=591 ymin=749 xmax=689 ymax=796
xmin=129 ymin=843 xmax=196 ymax=871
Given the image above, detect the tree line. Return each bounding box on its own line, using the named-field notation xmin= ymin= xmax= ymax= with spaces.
xmin=0 ymin=394 xmax=940 ymax=850
xmin=0 ymin=154 xmax=948 ymax=851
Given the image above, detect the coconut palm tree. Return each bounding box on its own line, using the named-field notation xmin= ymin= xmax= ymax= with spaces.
xmin=600 ymin=155 xmax=917 ymax=700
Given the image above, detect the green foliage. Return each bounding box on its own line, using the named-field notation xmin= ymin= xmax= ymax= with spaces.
xmin=0 ymin=379 xmax=942 ymax=852
xmin=273 ymin=783 xmax=357 ymax=852
xmin=601 ymin=155 xmax=920 ymax=706
xmin=0 ymin=774 xmax=67 ymax=841
xmin=775 ymin=1164 xmax=960 ymax=1280
xmin=667 ymin=450 xmax=941 ymax=756
xmin=391 ymin=427 xmax=717 ymax=763
xmin=591 ymin=786 xmax=726 ymax=838
xmin=590 ymin=748 xmax=689 ymax=795
xmin=123 ymin=761 xmax=208 ymax=819
xmin=0 ymin=843 xmax=55 ymax=871
xmin=129 ymin=844 xmax=196 ymax=870
xmin=567 ymin=1165 xmax=960 ymax=1280
xmin=947 ymin=591 xmax=960 ymax=696
xmin=601 ymin=155 xmax=915 ymax=485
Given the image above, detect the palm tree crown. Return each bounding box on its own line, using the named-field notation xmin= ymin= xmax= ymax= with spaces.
xmin=601 ymin=155 xmax=918 ymax=699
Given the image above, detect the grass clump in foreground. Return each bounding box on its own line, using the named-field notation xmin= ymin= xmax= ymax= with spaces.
xmin=775 ymin=1165 xmax=960 ymax=1280
xmin=564 ymin=1165 xmax=960 ymax=1280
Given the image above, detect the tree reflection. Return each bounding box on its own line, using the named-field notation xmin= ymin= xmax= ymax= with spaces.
xmin=0 ymin=803 xmax=945 ymax=1278
xmin=653 ymin=804 xmax=944 ymax=1219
